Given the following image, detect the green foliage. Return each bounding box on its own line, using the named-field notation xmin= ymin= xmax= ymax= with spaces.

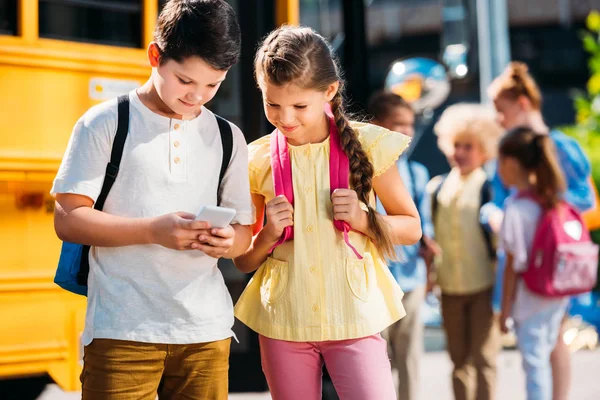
xmin=563 ymin=12 xmax=600 ymax=289
xmin=563 ymin=11 xmax=600 ymax=191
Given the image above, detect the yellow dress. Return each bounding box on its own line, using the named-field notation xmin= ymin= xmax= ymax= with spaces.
xmin=234 ymin=122 xmax=411 ymax=341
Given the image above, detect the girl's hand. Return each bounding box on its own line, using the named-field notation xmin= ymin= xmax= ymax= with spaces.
xmin=193 ymin=225 xmax=235 ymax=258
xmin=331 ymin=189 xmax=368 ymax=232
xmin=264 ymin=195 xmax=294 ymax=242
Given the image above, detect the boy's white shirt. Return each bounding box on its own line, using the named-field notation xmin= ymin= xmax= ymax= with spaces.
xmin=51 ymin=90 xmax=255 ymax=345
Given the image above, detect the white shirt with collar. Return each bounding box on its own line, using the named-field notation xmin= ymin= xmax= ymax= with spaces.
xmin=52 ymin=90 xmax=254 ymax=345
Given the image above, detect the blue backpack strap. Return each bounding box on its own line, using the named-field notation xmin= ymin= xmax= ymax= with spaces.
xmin=407 ymin=161 xmax=426 ymax=244
xmin=77 ymin=94 xmax=130 ymax=285
xmin=215 ymin=115 xmax=233 ymax=206
xmin=407 ymin=161 xmax=418 ymax=205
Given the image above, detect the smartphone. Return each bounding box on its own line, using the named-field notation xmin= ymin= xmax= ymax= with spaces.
xmin=196 ymin=205 xmax=236 ymax=228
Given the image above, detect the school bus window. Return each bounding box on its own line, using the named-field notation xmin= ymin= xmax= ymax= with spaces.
xmin=0 ymin=1 xmax=18 ymax=36
xmin=38 ymin=0 xmax=143 ymax=48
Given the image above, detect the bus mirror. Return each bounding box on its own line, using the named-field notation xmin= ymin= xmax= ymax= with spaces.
xmin=384 ymin=57 xmax=451 ymax=117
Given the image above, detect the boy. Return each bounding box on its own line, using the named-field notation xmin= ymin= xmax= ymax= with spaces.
xmin=51 ymin=1 xmax=253 ymax=399
xmin=368 ymin=90 xmax=439 ymax=400
xmin=429 ymin=103 xmax=503 ymax=400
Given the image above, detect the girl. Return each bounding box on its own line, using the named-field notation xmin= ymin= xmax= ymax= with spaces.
xmin=498 ymin=126 xmax=569 ymax=400
xmin=430 ymin=104 xmax=503 ymax=400
xmin=487 ymin=62 xmax=593 ymax=216
xmin=232 ymin=26 xmax=421 ymax=400
xmin=485 ymin=62 xmax=594 ymax=400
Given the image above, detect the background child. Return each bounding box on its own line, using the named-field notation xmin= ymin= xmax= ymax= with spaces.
xmin=233 ymin=26 xmax=421 ymax=400
xmin=368 ymin=90 xmax=440 ymax=400
xmin=51 ymin=1 xmax=254 ymax=398
xmin=498 ymin=126 xmax=569 ymax=400
xmin=429 ymin=104 xmax=503 ymax=400
xmin=485 ymin=62 xmax=595 ymax=400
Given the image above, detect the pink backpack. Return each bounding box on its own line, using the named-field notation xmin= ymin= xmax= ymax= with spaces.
xmin=269 ymin=109 xmax=363 ymax=259
xmin=519 ymin=192 xmax=598 ymax=297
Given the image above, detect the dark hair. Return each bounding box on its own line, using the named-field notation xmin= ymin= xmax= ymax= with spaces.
xmin=154 ymin=0 xmax=241 ymax=70
xmin=499 ymin=126 xmax=565 ymax=208
xmin=255 ymin=26 xmax=395 ymax=258
xmin=489 ymin=62 xmax=542 ymax=109
xmin=367 ymin=90 xmax=413 ymax=122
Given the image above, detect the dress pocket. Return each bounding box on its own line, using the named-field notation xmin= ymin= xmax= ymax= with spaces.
xmin=345 ymin=253 xmax=375 ymax=302
xmin=259 ymin=257 xmax=289 ymax=304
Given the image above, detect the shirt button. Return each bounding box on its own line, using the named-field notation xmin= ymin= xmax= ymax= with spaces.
xmin=309 ymin=265 xmax=316 ymax=273
xmin=304 ymin=148 xmax=310 ymax=156
xmin=174 ymin=157 xmax=180 ymax=164
xmin=312 ymin=304 xmax=319 ymax=312
xmin=174 ymin=141 xmax=180 ymax=148
xmin=174 ymin=123 xmax=181 ymax=130
xmin=306 ymin=225 xmax=314 ymax=233
xmin=305 ymin=186 xmax=313 ymax=193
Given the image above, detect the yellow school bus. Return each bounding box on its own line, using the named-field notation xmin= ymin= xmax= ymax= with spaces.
xmin=0 ymin=0 xmax=156 ymax=390
xmin=0 ymin=0 xmax=298 ymax=391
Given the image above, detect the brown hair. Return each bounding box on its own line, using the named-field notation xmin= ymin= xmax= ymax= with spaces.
xmin=499 ymin=126 xmax=565 ymax=208
xmin=367 ymin=90 xmax=413 ymax=122
xmin=488 ymin=62 xmax=542 ymax=109
xmin=154 ymin=0 xmax=240 ymax=70
xmin=255 ymin=26 xmax=394 ymax=258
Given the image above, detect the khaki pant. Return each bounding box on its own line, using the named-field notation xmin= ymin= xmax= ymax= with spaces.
xmin=81 ymin=338 xmax=231 ymax=400
xmin=441 ymin=288 xmax=500 ymax=400
xmin=382 ymin=285 xmax=425 ymax=400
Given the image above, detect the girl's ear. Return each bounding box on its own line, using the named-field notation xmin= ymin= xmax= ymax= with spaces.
xmin=325 ymin=81 xmax=340 ymax=102
xmin=517 ymin=95 xmax=532 ymax=112
xmin=148 ymin=42 xmax=161 ymax=68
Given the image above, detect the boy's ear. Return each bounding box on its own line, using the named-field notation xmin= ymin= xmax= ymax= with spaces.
xmin=325 ymin=81 xmax=340 ymax=102
xmin=148 ymin=42 xmax=161 ymax=68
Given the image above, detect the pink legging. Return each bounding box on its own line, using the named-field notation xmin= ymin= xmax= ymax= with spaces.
xmin=259 ymin=333 xmax=396 ymax=400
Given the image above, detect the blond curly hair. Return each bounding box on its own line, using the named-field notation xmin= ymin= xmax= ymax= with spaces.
xmin=434 ymin=103 xmax=503 ymax=161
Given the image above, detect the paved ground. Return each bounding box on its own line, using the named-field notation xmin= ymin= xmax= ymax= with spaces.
xmin=36 ymin=348 xmax=600 ymax=400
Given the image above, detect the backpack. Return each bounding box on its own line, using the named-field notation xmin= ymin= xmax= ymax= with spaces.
xmin=54 ymin=94 xmax=234 ymax=296
xmin=519 ymin=192 xmax=598 ymax=297
xmin=269 ymin=109 xmax=362 ymax=259
xmin=431 ymin=173 xmax=496 ymax=260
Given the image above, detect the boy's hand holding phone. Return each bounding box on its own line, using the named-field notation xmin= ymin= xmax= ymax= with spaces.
xmin=150 ymin=212 xmax=211 ymax=250
xmin=191 ymin=205 xmax=237 ymax=258
xmin=192 ymin=225 xmax=236 ymax=258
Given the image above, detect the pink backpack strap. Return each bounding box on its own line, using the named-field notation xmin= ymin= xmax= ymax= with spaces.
xmin=328 ymin=116 xmax=363 ymax=260
xmin=269 ymin=130 xmax=294 ymax=254
xmin=268 ymin=107 xmax=363 ymax=259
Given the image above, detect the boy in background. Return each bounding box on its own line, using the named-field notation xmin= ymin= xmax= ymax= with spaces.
xmin=369 ymin=90 xmax=439 ymax=400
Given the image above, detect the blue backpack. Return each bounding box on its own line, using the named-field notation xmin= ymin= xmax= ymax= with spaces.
xmin=54 ymin=94 xmax=234 ymax=296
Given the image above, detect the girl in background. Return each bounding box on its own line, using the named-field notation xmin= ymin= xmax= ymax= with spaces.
xmin=498 ymin=126 xmax=569 ymax=400
xmin=485 ymin=62 xmax=594 ymax=400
